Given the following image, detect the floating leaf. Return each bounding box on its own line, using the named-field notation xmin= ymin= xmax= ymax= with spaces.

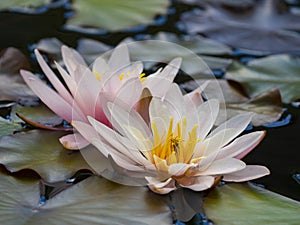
xmin=180 ymin=0 xmax=300 ymax=53
xmin=204 ymin=183 xmax=300 ymax=225
xmin=0 ymin=48 xmax=37 ymax=105
xmin=0 ymin=0 xmax=49 ymax=10
xmin=0 ymin=130 xmax=91 ymax=182
xmin=0 ymin=172 xmax=171 ymax=225
xmin=0 ymin=117 xmax=22 ymax=137
xmin=11 ymin=104 xmax=64 ymax=127
xmin=226 ymin=55 xmax=300 ymax=103
xmin=67 ymin=0 xmax=169 ymax=31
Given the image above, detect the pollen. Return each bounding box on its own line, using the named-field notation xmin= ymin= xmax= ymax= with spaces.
xmin=139 ymin=73 xmax=146 ymax=82
xmin=119 ymin=73 xmax=125 ymax=81
xmin=92 ymin=71 xmax=101 ymax=81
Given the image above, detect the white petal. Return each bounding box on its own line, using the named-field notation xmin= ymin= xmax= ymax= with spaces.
xmin=223 ymin=165 xmax=270 ymax=182
xmin=168 ymin=163 xmax=196 ymax=177
xmin=208 ymin=112 xmax=252 ymax=138
xmin=197 ymin=157 xmax=246 ymax=176
xmin=149 ymin=98 xmax=170 ymax=138
xmin=108 ymin=43 xmax=130 ymax=71
xmin=193 ymin=99 xmax=219 ymax=140
xmin=87 ymin=116 xmax=153 ymax=167
xmin=146 ymin=177 xmax=176 ymax=194
xmin=216 ymin=131 xmax=266 ymax=160
xmin=114 ymin=77 xmax=143 ymax=109
xmin=178 ymin=176 xmax=215 ymax=191
xmin=71 ymin=120 xmax=100 ymax=144
xmin=107 ymin=101 xmax=151 ymax=139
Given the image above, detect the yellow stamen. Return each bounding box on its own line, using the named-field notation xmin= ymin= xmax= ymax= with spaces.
xmin=150 ymin=116 xmax=200 ymax=168
xmin=139 ymin=73 xmax=146 ymax=82
xmin=93 ymin=71 xmax=101 ymax=81
xmin=119 ymin=73 xmax=125 ymax=81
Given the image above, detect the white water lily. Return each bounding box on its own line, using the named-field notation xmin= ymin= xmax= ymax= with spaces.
xmin=20 ymin=44 xmax=183 ymax=149
xmin=73 ymin=84 xmax=270 ymax=194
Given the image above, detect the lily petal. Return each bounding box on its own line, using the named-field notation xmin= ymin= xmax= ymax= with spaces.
xmin=20 ymin=70 xmax=82 ymax=122
xmin=217 ymin=131 xmax=266 ymax=160
xmin=178 ymin=176 xmax=215 ymax=191
xmin=146 ymin=177 xmax=176 ymax=194
xmin=196 ymin=157 xmax=246 ymax=176
xmin=59 ymin=133 xmax=90 ymax=150
xmin=35 ymin=49 xmax=73 ymax=104
xmin=223 ymin=165 xmax=270 ymax=182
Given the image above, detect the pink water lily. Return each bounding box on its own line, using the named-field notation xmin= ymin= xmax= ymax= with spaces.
xmin=73 ymin=84 xmax=270 ymax=194
xmin=20 ymin=44 xmax=182 ymax=149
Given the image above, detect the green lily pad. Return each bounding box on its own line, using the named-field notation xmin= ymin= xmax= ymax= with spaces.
xmin=0 ymin=117 xmax=22 ymax=137
xmin=67 ymin=0 xmax=169 ymax=31
xmin=204 ymin=183 xmax=300 ymax=225
xmin=226 ymin=55 xmax=300 ymax=103
xmin=0 ymin=130 xmax=91 ymax=182
xmin=0 ymin=172 xmax=171 ymax=225
xmin=11 ymin=104 xmax=64 ymax=127
xmin=0 ymin=0 xmax=49 ymax=10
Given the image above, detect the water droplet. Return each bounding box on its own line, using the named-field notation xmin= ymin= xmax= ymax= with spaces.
xmin=292 ymin=174 xmax=300 ymax=185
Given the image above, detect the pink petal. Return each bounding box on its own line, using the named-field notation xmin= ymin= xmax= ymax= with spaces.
xmin=177 ymin=176 xmax=215 ymax=191
xmin=61 ymin=45 xmax=87 ymax=79
xmin=223 ymin=165 xmax=270 ymax=182
xmin=59 ymin=133 xmax=90 ymax=150
xmin=35 ymin=49 xmax=73 ymax=104
xmin=20 ymin=70 xmax=78 ymax=122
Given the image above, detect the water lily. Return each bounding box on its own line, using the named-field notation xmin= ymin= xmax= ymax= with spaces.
xmin=73 ymin=84 xmax=270 ymax=194
xmin=20 ymin=44 xmax=182 ymax=149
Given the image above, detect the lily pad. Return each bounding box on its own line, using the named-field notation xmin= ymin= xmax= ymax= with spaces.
xmin=0 ymin=0 xmax=49 ymax=10
xmin=0 ymin=172 xmax=171 ymax=225
xmin=0 ymin=47 xmax=37 ymax=106
xmin=67 ymin=0 xmax=169 ymax=31
xmin=204 ymin=183 xmax=300 ymax=225
xmin=0 ymin=117 xmax=22 ymax=137
xmin=226 ymin=55 xmax=300 ymax=103
xmin=180 ymin=0 xmax=300 ymax=53
xmin=11 ymin=104 xmax=64 ymax=127
xmin=0 ymin=130 xmax=91 ymax=182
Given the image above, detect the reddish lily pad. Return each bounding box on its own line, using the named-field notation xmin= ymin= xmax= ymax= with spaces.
xmin=0 ymin=48 xmax=37 ymax=105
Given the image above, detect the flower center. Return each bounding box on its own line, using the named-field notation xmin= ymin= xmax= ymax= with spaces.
xmin=151 ymin=117 xmax=200 ymax=164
